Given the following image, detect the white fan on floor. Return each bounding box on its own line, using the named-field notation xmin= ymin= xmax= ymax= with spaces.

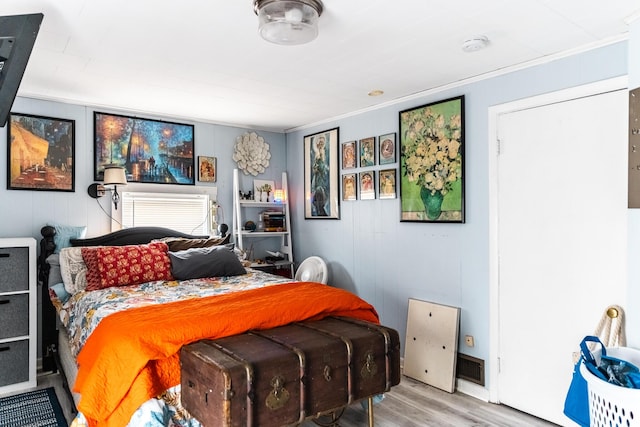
xmin=295 ymin=256 xmax=328 ymax=284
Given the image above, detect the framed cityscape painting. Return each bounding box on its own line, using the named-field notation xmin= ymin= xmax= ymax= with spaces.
xmin=94 ymin=112 xmax=195 ymax=185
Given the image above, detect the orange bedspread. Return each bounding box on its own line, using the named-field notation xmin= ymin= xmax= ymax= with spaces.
xmin=73 ymin=282 xmax=379 ymax=427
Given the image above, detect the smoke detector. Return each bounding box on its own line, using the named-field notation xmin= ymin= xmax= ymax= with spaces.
xmin=462 ymin=35 xmax=489 ymax=53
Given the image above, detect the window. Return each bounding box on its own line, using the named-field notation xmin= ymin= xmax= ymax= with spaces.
xmin=121 ymin=192 xmax=210 ymax=235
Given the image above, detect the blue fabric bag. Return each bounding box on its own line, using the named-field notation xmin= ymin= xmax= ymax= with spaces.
xmin=564 ymin=336 xmax=640 ymax=426
xmin=563 ymin=336 xmax=603 ymax=426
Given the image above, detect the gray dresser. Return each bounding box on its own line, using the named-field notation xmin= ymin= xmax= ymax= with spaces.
xmin=0 ymin=238 xmax=36 ymax=394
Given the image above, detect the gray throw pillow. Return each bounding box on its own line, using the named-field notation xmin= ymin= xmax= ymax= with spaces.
xmin=169 ymin=246 xmax=247 ymax=280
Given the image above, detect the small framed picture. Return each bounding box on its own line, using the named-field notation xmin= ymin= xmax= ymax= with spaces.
xmin=342 ymin=173 xmax=357 ymax=201
xmin=359 ymin=171 xmax=375 ymax=200
xmin=342 ymin=140 xmax=357 ymax=169
xmin=379 ymin=169 xmax=397 ymax=199
xmin=359 ymin=137 xmax=375 ymax=167
xmin=379 ymin=133 xmax=396 ymax=165
xmin=198 ymin=156 xmax=216 ymax=182
xmin=254 ymin=179 xmax=275 ymax=202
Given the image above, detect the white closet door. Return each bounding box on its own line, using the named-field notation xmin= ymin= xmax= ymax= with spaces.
xmin=496 ymin=88 xmax=627 ymax=425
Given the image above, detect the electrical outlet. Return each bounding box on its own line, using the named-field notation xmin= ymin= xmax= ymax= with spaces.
xmin=465 ymin=335 xmax=474 ymax=347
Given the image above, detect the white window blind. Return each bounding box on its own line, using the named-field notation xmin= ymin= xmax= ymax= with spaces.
xmin=121 ymin=192 xmax=210 ymax=235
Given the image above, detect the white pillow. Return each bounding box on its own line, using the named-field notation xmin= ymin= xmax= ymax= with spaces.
xmin=59 ymin=247 xmax=88 ymax=294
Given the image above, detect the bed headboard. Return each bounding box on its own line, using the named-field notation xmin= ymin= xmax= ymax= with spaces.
xmin=69 ymin=226 xmax=210 ymax=247
xmin=39 ymin=226 xmax=212 ymax=373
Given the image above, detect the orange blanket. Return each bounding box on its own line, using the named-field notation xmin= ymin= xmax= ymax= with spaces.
xmin=73 ymin=282 xmax=379 ymax=427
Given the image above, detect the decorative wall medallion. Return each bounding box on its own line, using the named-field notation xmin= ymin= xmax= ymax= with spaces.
xmin=233 ymin=131 xmax=271 ymax=176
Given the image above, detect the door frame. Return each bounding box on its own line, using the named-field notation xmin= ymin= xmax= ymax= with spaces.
xmin=487 ymin=76 xmax=628 ymax=403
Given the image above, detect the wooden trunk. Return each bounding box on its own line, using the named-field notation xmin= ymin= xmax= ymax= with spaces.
xmin=181 ymin=316 xmax=401 ymax=427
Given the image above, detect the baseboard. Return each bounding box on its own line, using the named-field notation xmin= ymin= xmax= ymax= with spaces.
xmin=455 ymin=378 xmax=490 ymax=401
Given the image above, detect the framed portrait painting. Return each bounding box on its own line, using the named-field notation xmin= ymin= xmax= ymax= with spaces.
xmin=198 ymin=156 xmax=216 ymax=182
xmin=304 ymin=127 xmax=340 ymax=219
xmin=379 ymin=168 xmax=397 ymax=199
xmin=94 ymin=112 xmax=195 ymax=185
xmin=378 ymin=132 xmax=396 ymax=165
xmin=399 ymin=95 xmax=465 ymax=222
xmin=359 ymin=136 xmax=375 ymax=167
xmin=342 ymin=173 xmax=357 ymax=201
xmin=7 ymin=112 xmax=75 ymax=192
xmin=359 ymin=171 xmax=375 ymax=200
xmin=342 ymin=140 xmax=357 ymax=169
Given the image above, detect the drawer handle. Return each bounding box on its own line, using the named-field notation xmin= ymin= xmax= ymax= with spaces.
xmin=0 ymin=253 xmax=9 ymax=258
xmin=0 ymin=300 xmax=9 ymax=305
xmin=0 ymin=347 xmax=9 ymax=352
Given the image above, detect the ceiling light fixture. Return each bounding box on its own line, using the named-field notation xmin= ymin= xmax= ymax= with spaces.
xmin=462 ymin=35 xmax=489 ymax=53
xmin=253 ymin=0 xmax=324 ymax=45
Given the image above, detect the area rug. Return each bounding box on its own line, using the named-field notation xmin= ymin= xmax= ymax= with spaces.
xmin=0 ymin=387 xmax=66 ymax=427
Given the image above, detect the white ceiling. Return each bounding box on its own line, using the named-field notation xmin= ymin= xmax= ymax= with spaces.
xmin=2 ymin=0 xmax=639 ymax=132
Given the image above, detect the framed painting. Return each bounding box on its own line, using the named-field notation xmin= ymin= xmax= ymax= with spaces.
xmin=304 ymin=127 xmax=340 ymax=219
xmin=7 ymin=112 xmax=75 ymax=192
xmin=342 ymin=140 xmax=357 ymax=169
xmin=379 ymin=168 xmax=397 ymax=199
xmin=359 ymin=136 xmax=375 ymax=167
xmin=399 ymin=95 xmax=465 ymax=222
xmin=379 ymin=132 xmax=396 ymax=165
xmin=198 ymin=156 xmax=216 ymax=182
xmin=342 ymin=173 xmax=357 ymax=201
xmin=359 ymin=171 xmax=375 ymax=200
xmin=94 ymin=111 xmax=195 ymax=185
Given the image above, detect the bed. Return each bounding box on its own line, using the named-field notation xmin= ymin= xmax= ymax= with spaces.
xmin=39 ymin=225 xmax=380 ymax=427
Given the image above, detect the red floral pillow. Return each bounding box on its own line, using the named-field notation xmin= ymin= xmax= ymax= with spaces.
xmin=84 ymin=242 xmax=173 ymax=290
xmin=81 ymin=247 xmax=102 ymax=291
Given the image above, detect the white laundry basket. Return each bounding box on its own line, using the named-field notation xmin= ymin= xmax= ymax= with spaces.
xmin=580 ymin=347 xmax=640 ymax=427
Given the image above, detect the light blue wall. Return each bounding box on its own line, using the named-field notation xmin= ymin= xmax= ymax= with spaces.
xmin=286 ymin=42 xmax=630 ymax=378
xmin=0 ymin=99 xmax=287 ymax=241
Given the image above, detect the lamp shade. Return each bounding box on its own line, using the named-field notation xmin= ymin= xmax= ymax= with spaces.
xmin=103 ymin=166 xmax=127 ymax=185
xmin=254 ymin=0 xmax=323 ymax=45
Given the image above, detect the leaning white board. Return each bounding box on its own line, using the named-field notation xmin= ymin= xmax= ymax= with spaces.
xmin=404 ymin=298 xmax=460 ymax=393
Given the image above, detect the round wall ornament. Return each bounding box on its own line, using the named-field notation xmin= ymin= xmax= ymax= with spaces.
xmin=233 ymin=131 xmax=271 ymax=176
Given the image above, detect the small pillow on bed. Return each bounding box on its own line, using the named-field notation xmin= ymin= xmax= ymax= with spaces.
xmin=59 ymin=247 xmax=89 ymax=294
xmin=85 ymin=242 xmax=173 ymax=290
xmin=51 ymin=282 xmax=71 ymax=303
xmin=81 ymin=247 xmax=102 ymax=291
xmin=48 ymin=223 xmax=87 ymax=254
xmin=169 ymin=246 xmax=247 ymax=280
xmin=157 ymin=235 xmax=230 ymax=252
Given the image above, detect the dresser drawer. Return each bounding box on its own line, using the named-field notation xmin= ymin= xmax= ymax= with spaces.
xmin=0 ymin=339 xmax=29 ymax=387
xmin=0 ymin=294 xmax=29 ymax=339
xmin=0 ymin=247 xmax=29 ymax=293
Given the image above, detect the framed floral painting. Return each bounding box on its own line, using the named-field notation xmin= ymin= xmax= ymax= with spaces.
xmin=399 ymin=95 xmax=465 ymax=222
xmin=304 ymin=127 xmax=340 ymax=219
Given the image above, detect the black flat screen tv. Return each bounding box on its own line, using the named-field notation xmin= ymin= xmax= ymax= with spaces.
xmin=0 ymin=13 xmax=43 ymax=127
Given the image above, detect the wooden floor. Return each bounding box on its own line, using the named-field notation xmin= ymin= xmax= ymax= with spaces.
xmin=33 ymin=371 xmax=558 ymax=427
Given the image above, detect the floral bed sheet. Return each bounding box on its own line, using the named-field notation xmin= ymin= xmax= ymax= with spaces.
xmin=51 ymin=269 xmax=293 ymax=427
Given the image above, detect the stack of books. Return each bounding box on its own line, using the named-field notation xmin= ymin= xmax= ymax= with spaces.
xmin=263 ymin=211 xmax=285 ymax=232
